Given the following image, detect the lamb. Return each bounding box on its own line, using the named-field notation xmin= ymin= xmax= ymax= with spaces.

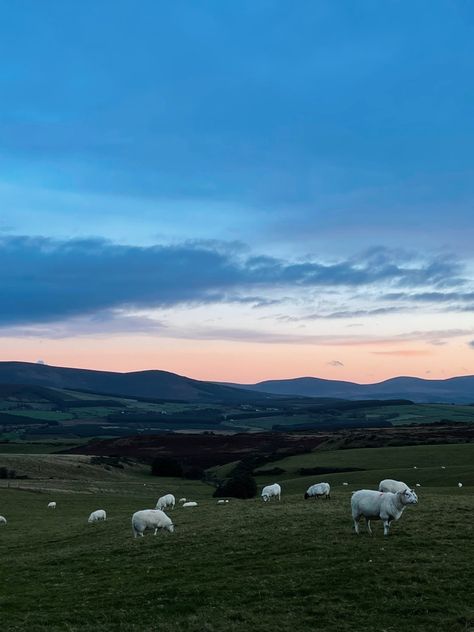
xmin=47 ymin=502 xmax=56 ymax=509
xmin=351 ymin=488 xmax=418 ymax=536
xmin=178 ymin=498 xmax=186 ymax=503
xmin=131 ymin=509 xmax=174 ymax=538
xmin=261 ymin=483 xmax=281 ymax=502
xmin=182 ymin=501 xmax=198 ymax=507
xmin=88 ymin=509 xmax=107 ymax=523
xmin=378 ymin=479 xmax=409 ymax=494
xmin=155 ymin=493 xmax=175 ymax=511
xmin=0 ymin=516 xmax=6 ymax=525
xmin=304 ymin=482 xmax=331 ymax=500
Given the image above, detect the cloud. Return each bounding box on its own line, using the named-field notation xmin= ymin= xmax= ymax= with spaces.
xmin=370 ymin=350 xmax=432 ymax=357
xmin=327 ymin=360 xmax=344 ymax=367
xmin=0 ymin=236 xmax=468 ymax=329
xmin=468 ymin=341 xmax=474 ymax=349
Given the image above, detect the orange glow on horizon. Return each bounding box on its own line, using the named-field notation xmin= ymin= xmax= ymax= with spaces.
xmin=1 ymin=334 xmax=473 ymax=384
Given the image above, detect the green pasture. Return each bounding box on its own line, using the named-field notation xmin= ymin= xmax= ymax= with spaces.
xmin=0 ymin=441 xmax=85 ymax=455
xmin=1 ymin=443 xmax=474 ymax=631
xmin=255 ymin=443 xmax=474 ymax=492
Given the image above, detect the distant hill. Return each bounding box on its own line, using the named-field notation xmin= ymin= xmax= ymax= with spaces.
xmin=227 ymin=375 xmax=474 ymax=404
xmin=2 ymin=362 xmax=474 ymax=405
xmin=0 ymin=362 xmax=267 ymax=403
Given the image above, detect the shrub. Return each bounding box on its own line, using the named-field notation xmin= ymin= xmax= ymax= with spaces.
xmin=151 ymin=457 xmax=183 ymax=477
xmin=213 ymin=473 xmax=257 ymax=499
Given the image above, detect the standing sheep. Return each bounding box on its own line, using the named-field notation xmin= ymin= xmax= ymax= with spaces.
xmin=351 ymin=488 xmax=418 ymax=536
xmin=47 ymin=502 xmax=56 ymax=509
xmin=261 ymin=483 xmax=281 ymax=502
xmin=305 ymin=482 xmax=331 ymax=500
xmin=156 ymin=494 xmax=175 ymax=511
xmin=378 ymin=479 xmax=409 ymax=493
xmin=0 ymin=516 xmax=6 ymax=525
xmin=131 ymin=509 xmax=174 ymax=538
xmin=88 ymin=509 xmax=107 ymax=523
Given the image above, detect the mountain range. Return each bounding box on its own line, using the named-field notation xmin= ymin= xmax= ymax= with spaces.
xmin=1 ymin=361 xmax=474 ymax=403
xmin=229 ymin=375 xmax=474 ymax=404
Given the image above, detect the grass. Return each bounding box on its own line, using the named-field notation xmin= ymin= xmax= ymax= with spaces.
xmin=0 ymin=441 xmax=86 ymax=455
xmin=5 ymin=410 xmax=75 ymax=421
xmin=0 ymin=445 xmax=473 ymax=631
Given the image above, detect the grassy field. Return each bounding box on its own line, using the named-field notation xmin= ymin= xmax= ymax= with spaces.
xmin=1 ymin=443 xmax=473 ymax=631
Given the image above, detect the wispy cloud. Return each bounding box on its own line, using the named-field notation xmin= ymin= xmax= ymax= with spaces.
xmin=0 ymin=236 xmax=466 ymax=329
xmin=370 ymin=350 xmax=432 ymax=356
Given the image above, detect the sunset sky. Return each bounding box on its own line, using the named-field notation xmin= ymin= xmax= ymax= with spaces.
xmin=1 ymin=1 xmax=474 ymax=383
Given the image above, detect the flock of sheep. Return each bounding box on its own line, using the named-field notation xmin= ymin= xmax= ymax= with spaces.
xmin=260 ymin=479 xmax=419 ymax=536
xmin=0 ymin=476 xmax=465 ymax=537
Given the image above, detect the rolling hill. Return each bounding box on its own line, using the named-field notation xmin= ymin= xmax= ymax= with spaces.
xmin=0 ymin=361 xmax=267 ymax=403
xmin=1 ymin=361 xmax=474 ymax=406
xmin=228 ymin=375 xmax=474 ymax=403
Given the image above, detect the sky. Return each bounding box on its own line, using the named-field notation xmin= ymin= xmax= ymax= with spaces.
xmin=1 ymin=0 xmax=474 ymax=383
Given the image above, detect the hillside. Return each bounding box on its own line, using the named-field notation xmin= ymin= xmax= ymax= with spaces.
xmin=229 ymin=375 xmax=474 ymax=403
xmin=0 ymin=362 xmax=267 ymax=403
xmin=1 ymin=443 xmax=473 ymax=632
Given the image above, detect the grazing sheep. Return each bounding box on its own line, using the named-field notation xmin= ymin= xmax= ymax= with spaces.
xmin=378 ymin=479 xmax=409 ymax=494
xmin=441 ymin=466 xmax=446 ymax=469
xmin=47 ymin=502 xmax=56 ymax=509
xmin=217 ymin=500 xmax=226 ymax=504
xmin=342 ymin=482 xmax=349 ymax=486
xmin=351 ymin=488 xmax=418 ymax=536
xmin=88 ymin=509 xmax=107 ymax=523
xmin=178 ymin=498 xmax=186 ymax=503
xmin=305 ymin=482 xmax=331 ymax=500
xmin=415 ymin=483 xmax=421 ymax=487
xmin=155 ymin=493 xmax=175 ymax=511
xmin=458 ymin=482 xmax=463 ymax=488
xmin=182 ymin=501 xmax=198 ymax=507
xmin=261 ymin=483 xmax=281 ymax=502
xmin=131 ymin=509 xmax=174 ymax=538
xmin=0 ymin=516 xmax=6 ymax=525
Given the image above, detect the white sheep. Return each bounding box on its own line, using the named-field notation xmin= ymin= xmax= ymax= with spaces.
xmin=378 ymin=479 xmax=409 ymax=494
xmin=304 ymin=482 xmax=331 ymax=500
xmin=342 ymin=482 xmax=349 ymax=486
xmin=155 ymin=493 xmax=175 ymax=511
xmin=261 ymin=483 xmax=281 ymax=502
xmin=178 ymin=497 xmax=186 ymax=503
xmin=88 ymin=509 xmax=107 ymax=523
xmin=0 ymin=516 xmax=6 ymax=525
xmin=458 ymin=482 xmax=463 ymax=488
xmin=47 ymin=502 xmax=56 ymax=509
xmin=182 ymin=501 xmax=198 ymax=507
xmin=131 ymin=509 xmax=174 ymax=538
xmin=217 ymin=500 xmax=226 ymax=504
xmin=351 ymin=488 xmax=418 ymax=536
xmin=415 ymin=483 xmax=421 ymax=487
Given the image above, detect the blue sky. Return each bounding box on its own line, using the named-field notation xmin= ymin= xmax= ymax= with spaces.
xmin=1 ymin=1 xmax=474 ymax=381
